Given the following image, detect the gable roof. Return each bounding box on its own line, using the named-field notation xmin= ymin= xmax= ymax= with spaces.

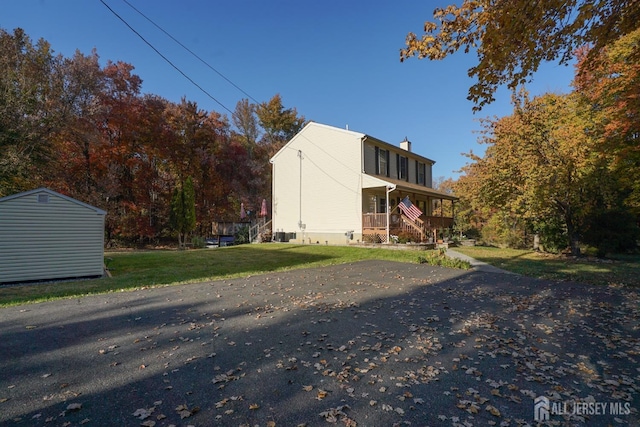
xmin=271 ymin=121 xmax=437 ymax=165
xmin=270 ymin=121 xmax=365 ymax=163
xmin=0 ymin=188 xmax=107 ymax=215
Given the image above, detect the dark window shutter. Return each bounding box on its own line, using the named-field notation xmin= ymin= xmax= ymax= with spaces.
xmin=375 ymin=146 xmax=379 ymax=174
xmin=386 ymin=151 xmax=390 ymax=177
xmin=405 ymin=158 xmax=409 ymax=182
xmin=385 ymin=150 xmax=391 ymax=176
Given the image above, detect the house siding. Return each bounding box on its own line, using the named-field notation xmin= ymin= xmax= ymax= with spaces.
xmin=271 ymin=123 xmax=450 ymax=245
xmin=0 ymin=189 xmax=105 ymax=283
xmin=363 ymin=140 xmax=434 ymax=188
xmin=271 ymin=123 xmax=364 ymax=244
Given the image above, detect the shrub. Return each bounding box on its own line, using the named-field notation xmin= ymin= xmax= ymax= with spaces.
xmin=535 ymin=217 xmax=567 ymax=253
xmin=191 ymin=235 xmax=206 ymax=249
xmin=397 ymin=231 xmax=413 ymax=244
xmin=234 ymin=225 xmax=250 ymax=245
xmin=417 ymin=250 xmax=471 ymax=269
xmin=480 ymin=214 xmax=527 ymax=248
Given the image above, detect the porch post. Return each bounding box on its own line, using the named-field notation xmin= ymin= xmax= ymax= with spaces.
xmin=440 ymin=198 xmax=444 ymax=241
xmin=386 ymin=185 xmax=391 ymax=243
xmin=452 ymin=200 xmax=455 ymax=235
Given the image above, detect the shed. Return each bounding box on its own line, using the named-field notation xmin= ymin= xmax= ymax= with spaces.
xmin=0 ymin=188 xmax=106 ymax=284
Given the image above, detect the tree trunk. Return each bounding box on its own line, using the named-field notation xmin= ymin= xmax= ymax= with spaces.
xmin=565 ymin=214 xmax=581 ymax=256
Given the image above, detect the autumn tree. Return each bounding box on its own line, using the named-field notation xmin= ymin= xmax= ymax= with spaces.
xmin=49 ymin=49 xmax=105 ymax=198
xmin=574 ymin=28 xmax=640 ymax=216
xmin=0 ymin=27 xmax=309 ymax=245
xmin=93 ymin=60 xmax=151 ymax=239
xmin=449 ymin=155 xmax=483 ymax=240
xmin=401 ymin=0 xmax=640 ymax=110
xmin=232 ymin=98 xmax=260 ymax=156
xmin=467 ymin=92 xmax=597 ymax=252
xmin=256 ymin=94 xmax=306 ymax=153
xmin=164 ymin=98 xmax=234 ymax=232
xmin=0 ymin=28 xmax=60 ymax=195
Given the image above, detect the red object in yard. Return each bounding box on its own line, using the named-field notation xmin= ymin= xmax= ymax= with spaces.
xmin=259 ymin=199 xmax=267 ymax=217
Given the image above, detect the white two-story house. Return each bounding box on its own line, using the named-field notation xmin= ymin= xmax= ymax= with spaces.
xmin=269 ymin=122 xmax=456 ymax=245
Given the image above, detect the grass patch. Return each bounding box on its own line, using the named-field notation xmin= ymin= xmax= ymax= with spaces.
xmin=0 ymin=244 xmax=454 ymax=307
xmin=454 ymin=246 xmax=640 ymax=287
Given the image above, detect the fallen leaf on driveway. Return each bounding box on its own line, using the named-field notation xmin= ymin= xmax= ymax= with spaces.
xmin=486 ymin=404 xmax=501 ymax=416
xmin=133 ymin=408 xmax=153 ymax=420
xmin=175 ymin=404 xmax=199 ymax=419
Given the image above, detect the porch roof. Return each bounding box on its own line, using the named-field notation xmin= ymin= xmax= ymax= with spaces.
xmin=362 ymin=174 xmax=458 ymax=201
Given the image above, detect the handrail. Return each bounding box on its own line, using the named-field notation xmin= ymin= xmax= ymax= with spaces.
xmin=400 ymin=214 xmax=425 ymax=241
xmin=249 ymin=219 xmax=272 ymax=243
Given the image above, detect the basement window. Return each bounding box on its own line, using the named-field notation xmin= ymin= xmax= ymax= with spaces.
xmin=37 ymin=194 xmax=50 ymax=203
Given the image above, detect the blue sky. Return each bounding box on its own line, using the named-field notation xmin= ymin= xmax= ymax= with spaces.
xmin=3 ymin=0 xmax=576 ymax=179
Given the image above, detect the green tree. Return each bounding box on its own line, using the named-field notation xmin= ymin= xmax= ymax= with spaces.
xmin=401 ymin=0 xmax=640 ymax=110
xmin=169 ymin=177 xmax=196 ymax=249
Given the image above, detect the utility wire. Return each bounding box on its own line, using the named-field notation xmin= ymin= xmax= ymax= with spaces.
xmin=99 ymin=0 xmax=234 ymax=115
xmin=122 ymin=0 xmax=258 ymax=104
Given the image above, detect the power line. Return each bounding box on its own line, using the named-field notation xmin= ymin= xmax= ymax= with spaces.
xmin=122 ymin=0 xmax=259 ymax=104
xmin=99 ymin=0 xmax=234 ymax=115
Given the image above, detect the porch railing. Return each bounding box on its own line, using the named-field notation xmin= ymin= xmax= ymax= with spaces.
xmin=362 ymin=213 xmax=453 ymax=243
xmin=362 ymin=213 xmax=388 ymax=229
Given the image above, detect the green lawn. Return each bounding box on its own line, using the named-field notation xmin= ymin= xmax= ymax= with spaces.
xmin=4 ymin=244 xmax=636 ymax=307
xmin=0 ymin=244 xmax=428 ymax=307
xmin=454 ymin=245 xmax=640 ymax=287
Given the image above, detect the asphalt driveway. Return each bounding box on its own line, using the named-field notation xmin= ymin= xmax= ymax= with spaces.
xmin=1 ymin=260 xmax=638 ymax=426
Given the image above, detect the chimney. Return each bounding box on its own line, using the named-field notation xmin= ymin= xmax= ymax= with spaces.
xmin=400 ymin=137 xmax=411 ymax=152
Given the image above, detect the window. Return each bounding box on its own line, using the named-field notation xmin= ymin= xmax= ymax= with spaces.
xmin=379 ymin=197 xmax=387 ymax=214
xmin=398 ymin=155 xmax=408 ymax=181
xmin=417 ymin=162 xmax=426 ymax=185
xmin=375 ymin=147 xmax=389 ymax=177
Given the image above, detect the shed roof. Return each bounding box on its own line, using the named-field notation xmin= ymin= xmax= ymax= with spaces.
xmin=0 ymin=188 xmax=107 ymax=215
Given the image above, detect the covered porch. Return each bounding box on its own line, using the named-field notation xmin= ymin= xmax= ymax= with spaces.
xmin=361 ymin=177 xmax=456 ymax=244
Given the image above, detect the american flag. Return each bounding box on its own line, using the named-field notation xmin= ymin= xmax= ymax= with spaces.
xmin=398 ymin=196 xmax=423 ymax=221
